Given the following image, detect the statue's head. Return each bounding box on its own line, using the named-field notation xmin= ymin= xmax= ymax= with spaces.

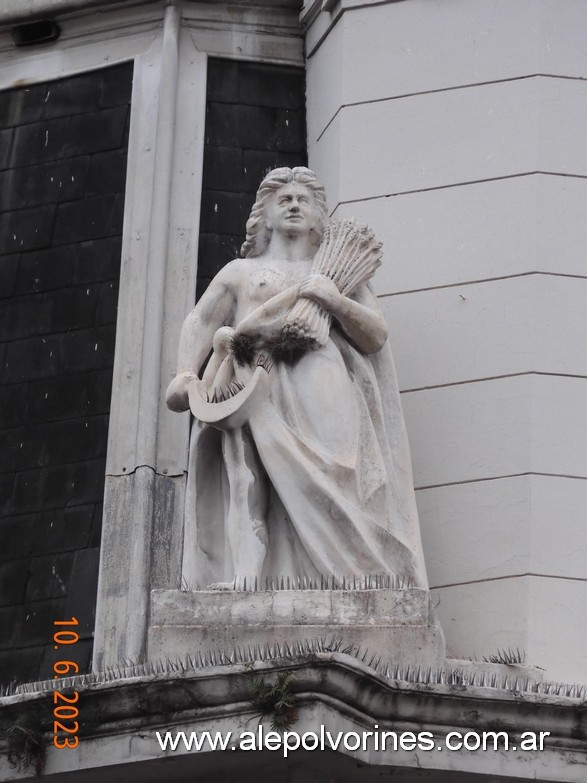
xmin=240 ymin=167 xmax=328 ymax=258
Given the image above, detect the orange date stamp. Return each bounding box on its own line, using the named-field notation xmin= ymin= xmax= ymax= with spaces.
xmin=52 ymin=617 xmax=80 ymax=749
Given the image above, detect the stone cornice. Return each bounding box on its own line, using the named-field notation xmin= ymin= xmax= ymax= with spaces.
xmin=0 ymin=0 xmax=149 ymax=26
xmin=301 ymin=0 xmax=408 ymax=57
xmin=301 ymin=0 xmax=406 ymax=24
xmin=0 ymin=0 xmax=302 ymax=28
xmin=1 ymin=653 xmax=586 ymax=781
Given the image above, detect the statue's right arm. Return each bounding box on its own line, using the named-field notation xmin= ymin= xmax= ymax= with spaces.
xmin=165 ymin=263 xmax=239 ymax=412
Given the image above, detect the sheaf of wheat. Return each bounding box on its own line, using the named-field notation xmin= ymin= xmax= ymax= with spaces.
xmin=282 ymin=218 xmax=383 ymax=348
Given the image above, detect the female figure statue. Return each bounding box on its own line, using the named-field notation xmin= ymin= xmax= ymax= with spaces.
xmin=166 ymin=167 xmax=428 ymax=589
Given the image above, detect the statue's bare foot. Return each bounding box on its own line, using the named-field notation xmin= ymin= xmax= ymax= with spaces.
xmin=207 ymin=581 xmax=234 ymax=591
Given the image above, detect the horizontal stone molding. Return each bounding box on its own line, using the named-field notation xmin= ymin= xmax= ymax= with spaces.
xmin=435 ymin=576 xmax=587 ymax=683
xmin=0 ymin=0 xmax=143 ymax=26
xmin=0 ymin=0 xmax=304 ymax=27
xmin=302 ymin=0 xmax=409 ymax=56
xmin=419 ymin=475 xmax=587 ymax=588
xmin=152 ymin=586 xmax=434 ymax=626
xmin=1 ymin=651 xmax=585 ymax=780
xmin=380 ymin=275 xmax=587 ymax=392
xmin=402 ymin=374 xmax=587 ymax=489
xmin=149 ymin=587 xmax=445 ymax=670
xmin=305 ymin=0 xmax=587 ymax=130
xmin=311 ymin=76 xmax=587 ymax=206
xmin=336 ymin=175 xmax=587 ymax=295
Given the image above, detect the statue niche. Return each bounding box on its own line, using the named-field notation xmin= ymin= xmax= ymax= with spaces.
xmin=166 ymin=167 xmax=428 ymax=591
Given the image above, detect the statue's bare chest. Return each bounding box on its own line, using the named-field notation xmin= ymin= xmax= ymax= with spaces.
xmin=245 ymin=261 xmax=310 ymax=305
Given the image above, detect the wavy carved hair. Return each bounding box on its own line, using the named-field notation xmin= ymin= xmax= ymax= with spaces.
xmin=240 ymin=167 xmax=328 ymax=258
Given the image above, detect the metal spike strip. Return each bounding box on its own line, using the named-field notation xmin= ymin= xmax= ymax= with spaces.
xmin=4 ymin=635 xmax=586 ymax=702
xmin=229 ymin=573 xmax=414 ymax=592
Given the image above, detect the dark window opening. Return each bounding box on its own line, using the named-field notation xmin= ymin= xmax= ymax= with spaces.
xmin=197 ymin=58 xmax=307 ymax=301
xmin=0 ymin=61 xmax=133 ymax=686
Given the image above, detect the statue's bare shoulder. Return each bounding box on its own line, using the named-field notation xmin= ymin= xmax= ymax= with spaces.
xmin=209 ymin=257 xmax=248 ymax=294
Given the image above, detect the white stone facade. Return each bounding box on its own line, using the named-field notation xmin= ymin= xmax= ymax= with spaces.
xmin=1 ymin=1 xmax=586 ymax=780
xmin=304 ymin=0 xmax=587 ymax=684
xmin=3 ymin=0 xmax=584 ymax=684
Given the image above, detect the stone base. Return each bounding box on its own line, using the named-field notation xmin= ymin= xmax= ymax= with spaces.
xmin=148 ymin=588 xmax=446 ymax=669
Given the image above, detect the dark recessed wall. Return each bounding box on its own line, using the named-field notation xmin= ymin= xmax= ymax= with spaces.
xmin=197 ymin=58 xmax=307 ymax=300
xmin=0 ymin=56 xmax=306 ymax=686
xmin=0 ymin=61 xmax=133 ymax=686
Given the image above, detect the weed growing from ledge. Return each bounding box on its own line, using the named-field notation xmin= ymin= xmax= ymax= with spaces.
xmin=4 ymin=714 xmax=45 ymax=776
xmin=248 ymin=672 xmax=298 ymax=730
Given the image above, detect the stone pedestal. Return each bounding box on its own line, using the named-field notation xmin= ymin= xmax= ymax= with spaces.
xmin=148 ymin=587 xmax=445 ymax=669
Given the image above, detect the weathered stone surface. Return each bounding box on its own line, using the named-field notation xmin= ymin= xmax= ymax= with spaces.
xmin=3 ymin=652 xmax=582 ymax=782
xmin=93 ymin=469 xmax=187 ymax=670
xmin=154 ymin=587 xmax=433 ymax=626
xmin=149 ymin=588 xmax=445 ymax=669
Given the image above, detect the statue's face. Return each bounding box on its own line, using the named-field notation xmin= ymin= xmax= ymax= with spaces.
xmin=265 ymin=183 xmax=319 ymax=238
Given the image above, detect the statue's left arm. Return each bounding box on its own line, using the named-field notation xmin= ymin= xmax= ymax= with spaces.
xmin=298 ymin=275 xmax=388 ymax=354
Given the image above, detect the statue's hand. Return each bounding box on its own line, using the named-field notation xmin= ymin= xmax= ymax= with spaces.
xmin=298 ymin=274 xmax=342 ymax=312
xmin=213 ymin=326 xmax=235 ymax=354
xmin=166 ymin=371 xmax=198 ymax=412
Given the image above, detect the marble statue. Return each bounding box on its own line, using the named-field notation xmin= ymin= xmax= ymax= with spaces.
xmin=166 ymin=167 xmax=428 ymax=589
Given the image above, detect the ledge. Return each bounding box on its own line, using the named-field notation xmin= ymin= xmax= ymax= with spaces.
xmin=1 ymin=649 xmax=586 ymax=781
xmin=0 ymin=0 xmax=303 ymax=27
xmin=302 ymin=0 xmax=408 ymax=58
xmin=0 ymin=0 xmax=149 ymax=26
xmin=148 ymin=587 xmax=446 ymax=669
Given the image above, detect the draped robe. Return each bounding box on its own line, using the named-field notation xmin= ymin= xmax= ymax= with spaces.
xmin=182 ymin=287 xmax=428 ymax=589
